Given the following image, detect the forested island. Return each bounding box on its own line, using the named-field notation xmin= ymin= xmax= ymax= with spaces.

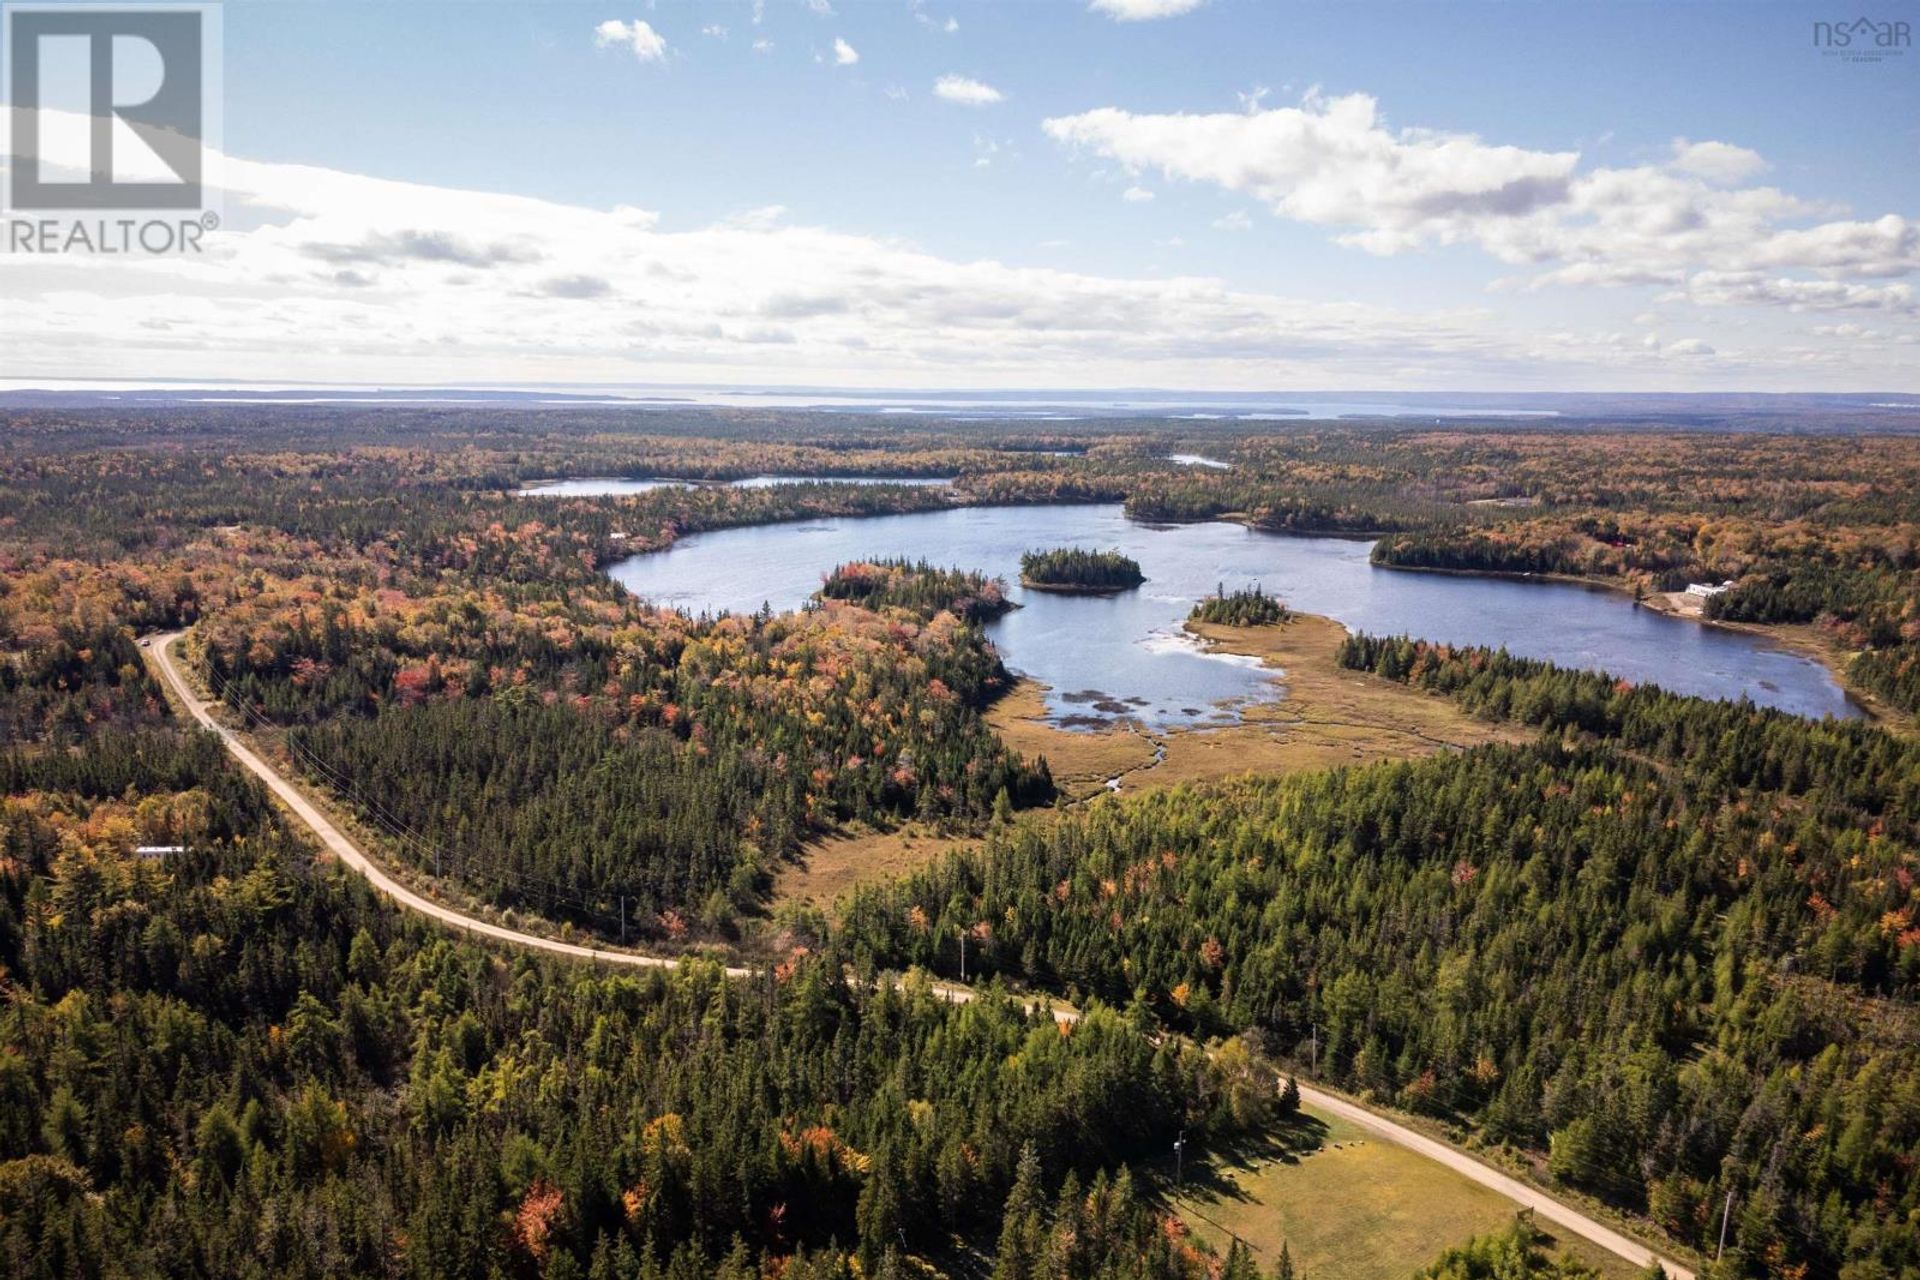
xmin=1 ymin=405 xmax=1916 ymax=1279
xmin=1019 ymin=547 xmax=1147 ymax=593
xmin=817 ymin=558 xmax=1014 ymax=623
xmin=1189 ymin=585 xmax=1288 ymax=627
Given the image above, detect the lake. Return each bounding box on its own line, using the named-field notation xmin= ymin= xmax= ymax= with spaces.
xmin=604 ymin=503 xmax=1862 ymax=727
xmin=520 ymin=475 xmax=953 ymax=496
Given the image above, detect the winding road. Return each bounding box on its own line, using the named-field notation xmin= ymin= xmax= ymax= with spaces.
xmin=144 ymin=629 xmax=1693 ymax=1280
xmin=148 ymin=633 xmax=752 ymax=978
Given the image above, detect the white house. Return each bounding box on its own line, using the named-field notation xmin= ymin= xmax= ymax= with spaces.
xmin=1684 ymin=580 xmax=1735 ymax=598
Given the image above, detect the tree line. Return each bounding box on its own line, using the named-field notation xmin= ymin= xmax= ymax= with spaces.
xmin=840 ymin=638 xmax=1920 ymax=1277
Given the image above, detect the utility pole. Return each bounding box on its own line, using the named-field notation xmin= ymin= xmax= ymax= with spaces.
xmin=958 ymin=925 xmax=966 ymax=983
xmin=1716 ymin=1189 xmax=1735 ymax=1263
xmin=1173 ymin=1129 xmax=1186 ymax=1186
xmin=1310 ymin=1023 xmax=1318 ymax=1075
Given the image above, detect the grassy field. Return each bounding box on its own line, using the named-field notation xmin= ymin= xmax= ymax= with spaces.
xmin=1172 ymin=1107 xmax=1644 ymax=1280
xmin=780 ymin=612 xmax=1526 ymax=909
xmin=774 ymin=823 xmax=967 ymax=909
xmin=989 ymin=613 xmax=1524 ymax=801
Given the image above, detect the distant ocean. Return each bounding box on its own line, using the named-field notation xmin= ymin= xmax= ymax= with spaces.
xmin=5 ymin=382 xmax=1918 ymax=428
xmin=0 ymin=382 xmax=1559 ymax=421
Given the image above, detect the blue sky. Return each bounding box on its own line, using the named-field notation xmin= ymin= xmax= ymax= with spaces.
xmin=5 ymin=0 xmax=1919 ymax=389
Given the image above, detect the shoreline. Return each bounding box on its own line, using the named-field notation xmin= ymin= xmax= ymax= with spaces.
xmin=1371 ymin=559 xmax=1891 ymax=724
xmin=521 ymin=472 xmax=959 ymax=493
xmin=588 ymin=491 xmax=1895 ymax=728
xmin=1151 ymin=509 xmax=1390 ymax=541
xmin=1018 ymin=576 xmax=1144 ymax=595
xmin=985 ymin=611 xmax=1522 ymax=801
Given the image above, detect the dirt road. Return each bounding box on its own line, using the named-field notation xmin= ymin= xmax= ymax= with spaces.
xmin=144 ymin=629 xmax=1692 ymax=1278
xmin=1293 ymin=1085 xmax=1694 ymax=1279
xmin=147 ymin=632 xmax=751 ymax=977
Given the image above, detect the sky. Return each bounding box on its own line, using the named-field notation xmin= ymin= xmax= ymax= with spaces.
xmin=3 ymin=0 xmax=1918 ymax=391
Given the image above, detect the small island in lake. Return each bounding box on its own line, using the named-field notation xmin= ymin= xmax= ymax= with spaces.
xmin=1189 ymin=583 xmax=1289 ymax=626
xmin=818 ymin=558 xmax=1014 ymax=623
xmin=1019 ymin=547 xmax=1146 ymax=593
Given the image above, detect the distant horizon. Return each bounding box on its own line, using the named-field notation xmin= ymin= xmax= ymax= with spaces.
xmin=4 ymin=379 xmax=1918 ymax=402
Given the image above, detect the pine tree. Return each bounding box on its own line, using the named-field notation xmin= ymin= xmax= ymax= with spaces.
xmin=1223 ymin=1240 xmax=1262 ymax=1280
xmin=992 ymin=1143 xmax=1047 ymax=1280
xmin=856 ymin=1158 xmax=904 ymax=1275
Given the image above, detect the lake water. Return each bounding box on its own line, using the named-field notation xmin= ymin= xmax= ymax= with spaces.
xmin=521 ymin=477 xmax=691 ymax=496
xmin=731 ymin=475 xmax=953 ymax=489
xmin=604 ymin=504 xmax=1862 ymax=727
xmin=520 ymin=475 xmax=954 ymax=496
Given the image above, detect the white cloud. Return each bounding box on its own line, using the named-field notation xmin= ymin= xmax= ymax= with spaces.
xmin=701 ymin=24 xmax=728 ymax=39
xmin=4 ymin=118 xmax=1765 ymax=390
xmin=913 ymin=5 xmax=960 ymax=33
xmin=752 ymin=38 xmax=774 ymax=53
xmin=1670 ymin=272 xmax=1917 ymax=315
xmin=1213 ymin=209 xmax=1252 ymax=231
xmin=1045 ymin=90 xmax=1920 ymax=312
xmin=934 ymin=74 xmax=1005 ymax=106
xmin=1090 ymin=0 xmax=1205 ymax=20
xmin=1122 ymin=185 xmax=1155 ymax=203
xmin=832 ymin=36 xmax=859 ymax=65
xmin=1047 ymin=93 xmax=1578 ymax=245
xmin=593 ymin=19 xmax=668 ymax=62
xmin=722 ymin=204 xmax=789 ymax=231
xmin=4 ymin=113 xmax=1911 ymax=391
xmin=1668 ymin=138 xmax=1766 ymax=184
xmin=1812 ymin=323 xmax=1884 ymax=340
